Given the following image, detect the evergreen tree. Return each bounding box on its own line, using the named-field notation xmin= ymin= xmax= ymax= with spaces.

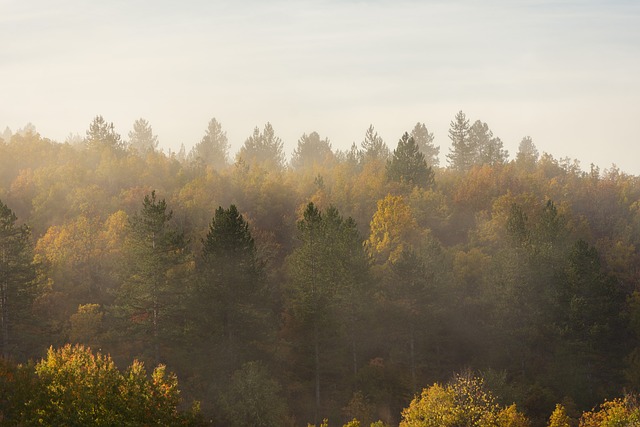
xmin=410 ymin=122 xmax=440 ymax=167
xmin=291 ymin=131 xmax=334 ymax=170
xmin=287 ymin=203 xmax=371 ymax=423
xmin=469 ymin=120 xmax=508 ymax=166
xmin=128 ymin=118 xmax=158 ymax=155
xmin=516 ymin=136 xmax=539 ymax=170
xmin=361 ymin=125 xmax=390 ymax=162
xmin=116 ymin=191 xmax=188 ymax=364
xmin=386 ymin=132 xmax=435 ymax=188
xmin=236 ymin=122 xmax=285 ymax=169
xmin=85 ymin=115 xmax=124 ymax=152
xmin=446 ymin=111 xmax=473 ymax=172
xmin=0 ymin=199 xmax=36 ymax=359
xmin=196 ymin=205 xmax=266 ymax=359
xmin=189 ymin=117 xmax=229 ymax=170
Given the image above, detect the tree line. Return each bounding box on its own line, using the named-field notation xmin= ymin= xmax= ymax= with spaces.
xmin=1 ymin=112 xmax=640 ymax=426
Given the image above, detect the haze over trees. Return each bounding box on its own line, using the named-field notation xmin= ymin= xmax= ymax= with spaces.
xmin=1 ymin=111 xmax=640 ymax=426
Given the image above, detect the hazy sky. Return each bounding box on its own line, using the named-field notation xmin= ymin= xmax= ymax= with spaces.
xmin=2 ymin=0 xmax=640 ymax=173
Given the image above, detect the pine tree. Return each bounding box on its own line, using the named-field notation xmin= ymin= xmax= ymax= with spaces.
xmin=116 ymin=191 xmax=188 ymax=364
xmin=128 ymin=118 xmax=158 ymax=155
xmin=361 ymin=125 xmax=389 ymax=162
xmin=410 ymin=122 xmax=439 ymax=167
xmin=197 ymin=205 xmax=266 ymax=352
xmin=0 ymin=199 xmax=36 ymax=358
xmin=446 ymin=111 xmax=473 ymax=172
xmin=237 ymin=122 xmax=285 ymax=169
xmin=190 ymin=117 xmax=229 ymax=170
xmin=85 ymin=115 xmax=124 ymax=152
xmin=287 ymin=203 xmax=370 ymax=422
xmin=291 ymin=132 xmax=334 ymax=170
xmin=386 ymin=132 xmax=435 ymax=188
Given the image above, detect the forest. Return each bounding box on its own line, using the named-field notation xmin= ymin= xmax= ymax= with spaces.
xmin=1 ymin=112 xmax=640 ymax=426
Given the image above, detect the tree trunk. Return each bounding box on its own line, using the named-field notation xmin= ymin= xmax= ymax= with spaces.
xmin=410 ymin=323 xmax=416 ymax=393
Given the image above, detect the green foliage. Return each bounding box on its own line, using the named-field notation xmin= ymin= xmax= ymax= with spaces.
xmin=410 ymin=122 xmax=439 ymax=167
xmin=218 ymin=361 xmax=289 ymax=427
xmin=361 ymin=125 xmax=390 ymax=162
xmin=237 ymin=122 xmax=285 ymax=169
xmin=0 ymin=198 xmax=37 ymax=359
xmin=292 ymin=132 xmax=334 ymax=170
xmin=85 ymin=115 xmax=124 ymax=153
xmin=446 ymin=110 xmax=472 ymax=172
xmin=190 ymin=117 xmax=229 ymax=169
xmin=116 ymin=190 xmax=189 ymax=363
xmin=386 ymin=132 xmax=435 ymax=188
xmin=195 ymin=204 xmax=268 ymax=363
xmin=128 ymin=117 xmax=159 ymax=155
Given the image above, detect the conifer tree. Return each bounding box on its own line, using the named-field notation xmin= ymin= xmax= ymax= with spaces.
xmin=446 ymin=110 xmax=473 ymax=172
xmin=410 ymin=122 xmax=439 ymax=167
xmin=85 ymin=115 xmax=124 ymax=152
xmin=128 ymin=118 xmax=158 ymax=155
xmin=197 ymin=205 xmax=266 ymax=354
xmin=361 ymin=125 xmax=390 ymax=162
xmin=386 ymin=132 xmax=435 ymax=188
xmin=190 ymin=117 xmax=229 ymax=170
xmin=117 ymin=191 xmax=188 ymax=364
xmin=0 ymin=199 xmax=36 ymax=358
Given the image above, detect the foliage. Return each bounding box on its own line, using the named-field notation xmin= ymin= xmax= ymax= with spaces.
xmin=1 ymin=344 xmax=198 ymax=426
xmin=0 ymin=199 xmax=37 ymax=359
xmin=237 ymin=122 xmax=285 ymax=169
xmin=85 ymin=115 xmax=124 ymax=153
xmin=292 ymin=132 xmax=335 ymax=170
xmin=4 ymin=114 xmax=640 ymax=425
xmin=399 ymin=373 xmax=529 ymax=427
xmin=218 ymin=361 xmax=289 ymax=427
xmin=190 ymin=117 xmax=229 ymax=170
xmin=116 ymin=191 xmax=189 ymax=363
xmin=128 ymin=117 xmax=159 ymax=155
xmin=386 ymin=132 xmax=435 ymax=188
xmin=578 ymin=396 xmax=640 ymax=426
xmin=410 ymin=122 xmax=439 ymax=167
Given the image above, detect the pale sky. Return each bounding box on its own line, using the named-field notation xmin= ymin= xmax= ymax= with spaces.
xmin=2 ymin=0 xmax=640 ymax=174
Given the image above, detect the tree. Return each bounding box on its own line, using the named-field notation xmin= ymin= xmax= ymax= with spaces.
xmin=128 ymin=118 xmax=158 ymax=155
xmin=469 ymin=120 xmax=508 ymax=166
xmin=446 ymin=111 xmax=473 ymax=172
xmin=366 ymin=194 xmax=420 ymax=265
xmin=218 ymin=361 xmax=289 ymax=427
xmin=399 ymin=373 xmax=530 ymax=427
xmin=516 ymin=136 xmax=539 ymax=170
xmin=361 ymin=125 xmax=390 ymax=162
xmin=547 ymin=404 xmax=573 ymax=427
xmin=410 ymin=122 xmax=439 ymax=167
xmin=236 ymin=122 xmax=285 ymax=169
xmin=291 ymin=131 xmax=334 ymax=170
xmin=116 ymin=191 xmax=189 ymax=364
xmin=287 ymin=203 xmax=370 ymax=423
xmin=386 ymin=132 xmax=434 ymax=188
xmin=190 ymin=117 xmax=229 ymax=170
xmin=196 ymin=205 xmax=267 ymax=361
xmin=85 ymin=115 xmax=124 ymax=152
xmin=0 ymin=199 xmax=36 ymax=359
xmin=17 ymin=344 xmax=198 ymax=426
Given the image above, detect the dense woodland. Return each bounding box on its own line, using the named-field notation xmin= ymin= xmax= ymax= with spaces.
xmin=1 ymin=112 xmax=640 ymax=426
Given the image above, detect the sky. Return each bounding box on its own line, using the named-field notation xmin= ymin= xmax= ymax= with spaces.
xmin=2 ymin=0 xmax=640 ymax=174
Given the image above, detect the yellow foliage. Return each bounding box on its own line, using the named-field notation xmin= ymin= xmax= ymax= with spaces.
xmin=366 ymin=194 xmax=420 ymax=265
